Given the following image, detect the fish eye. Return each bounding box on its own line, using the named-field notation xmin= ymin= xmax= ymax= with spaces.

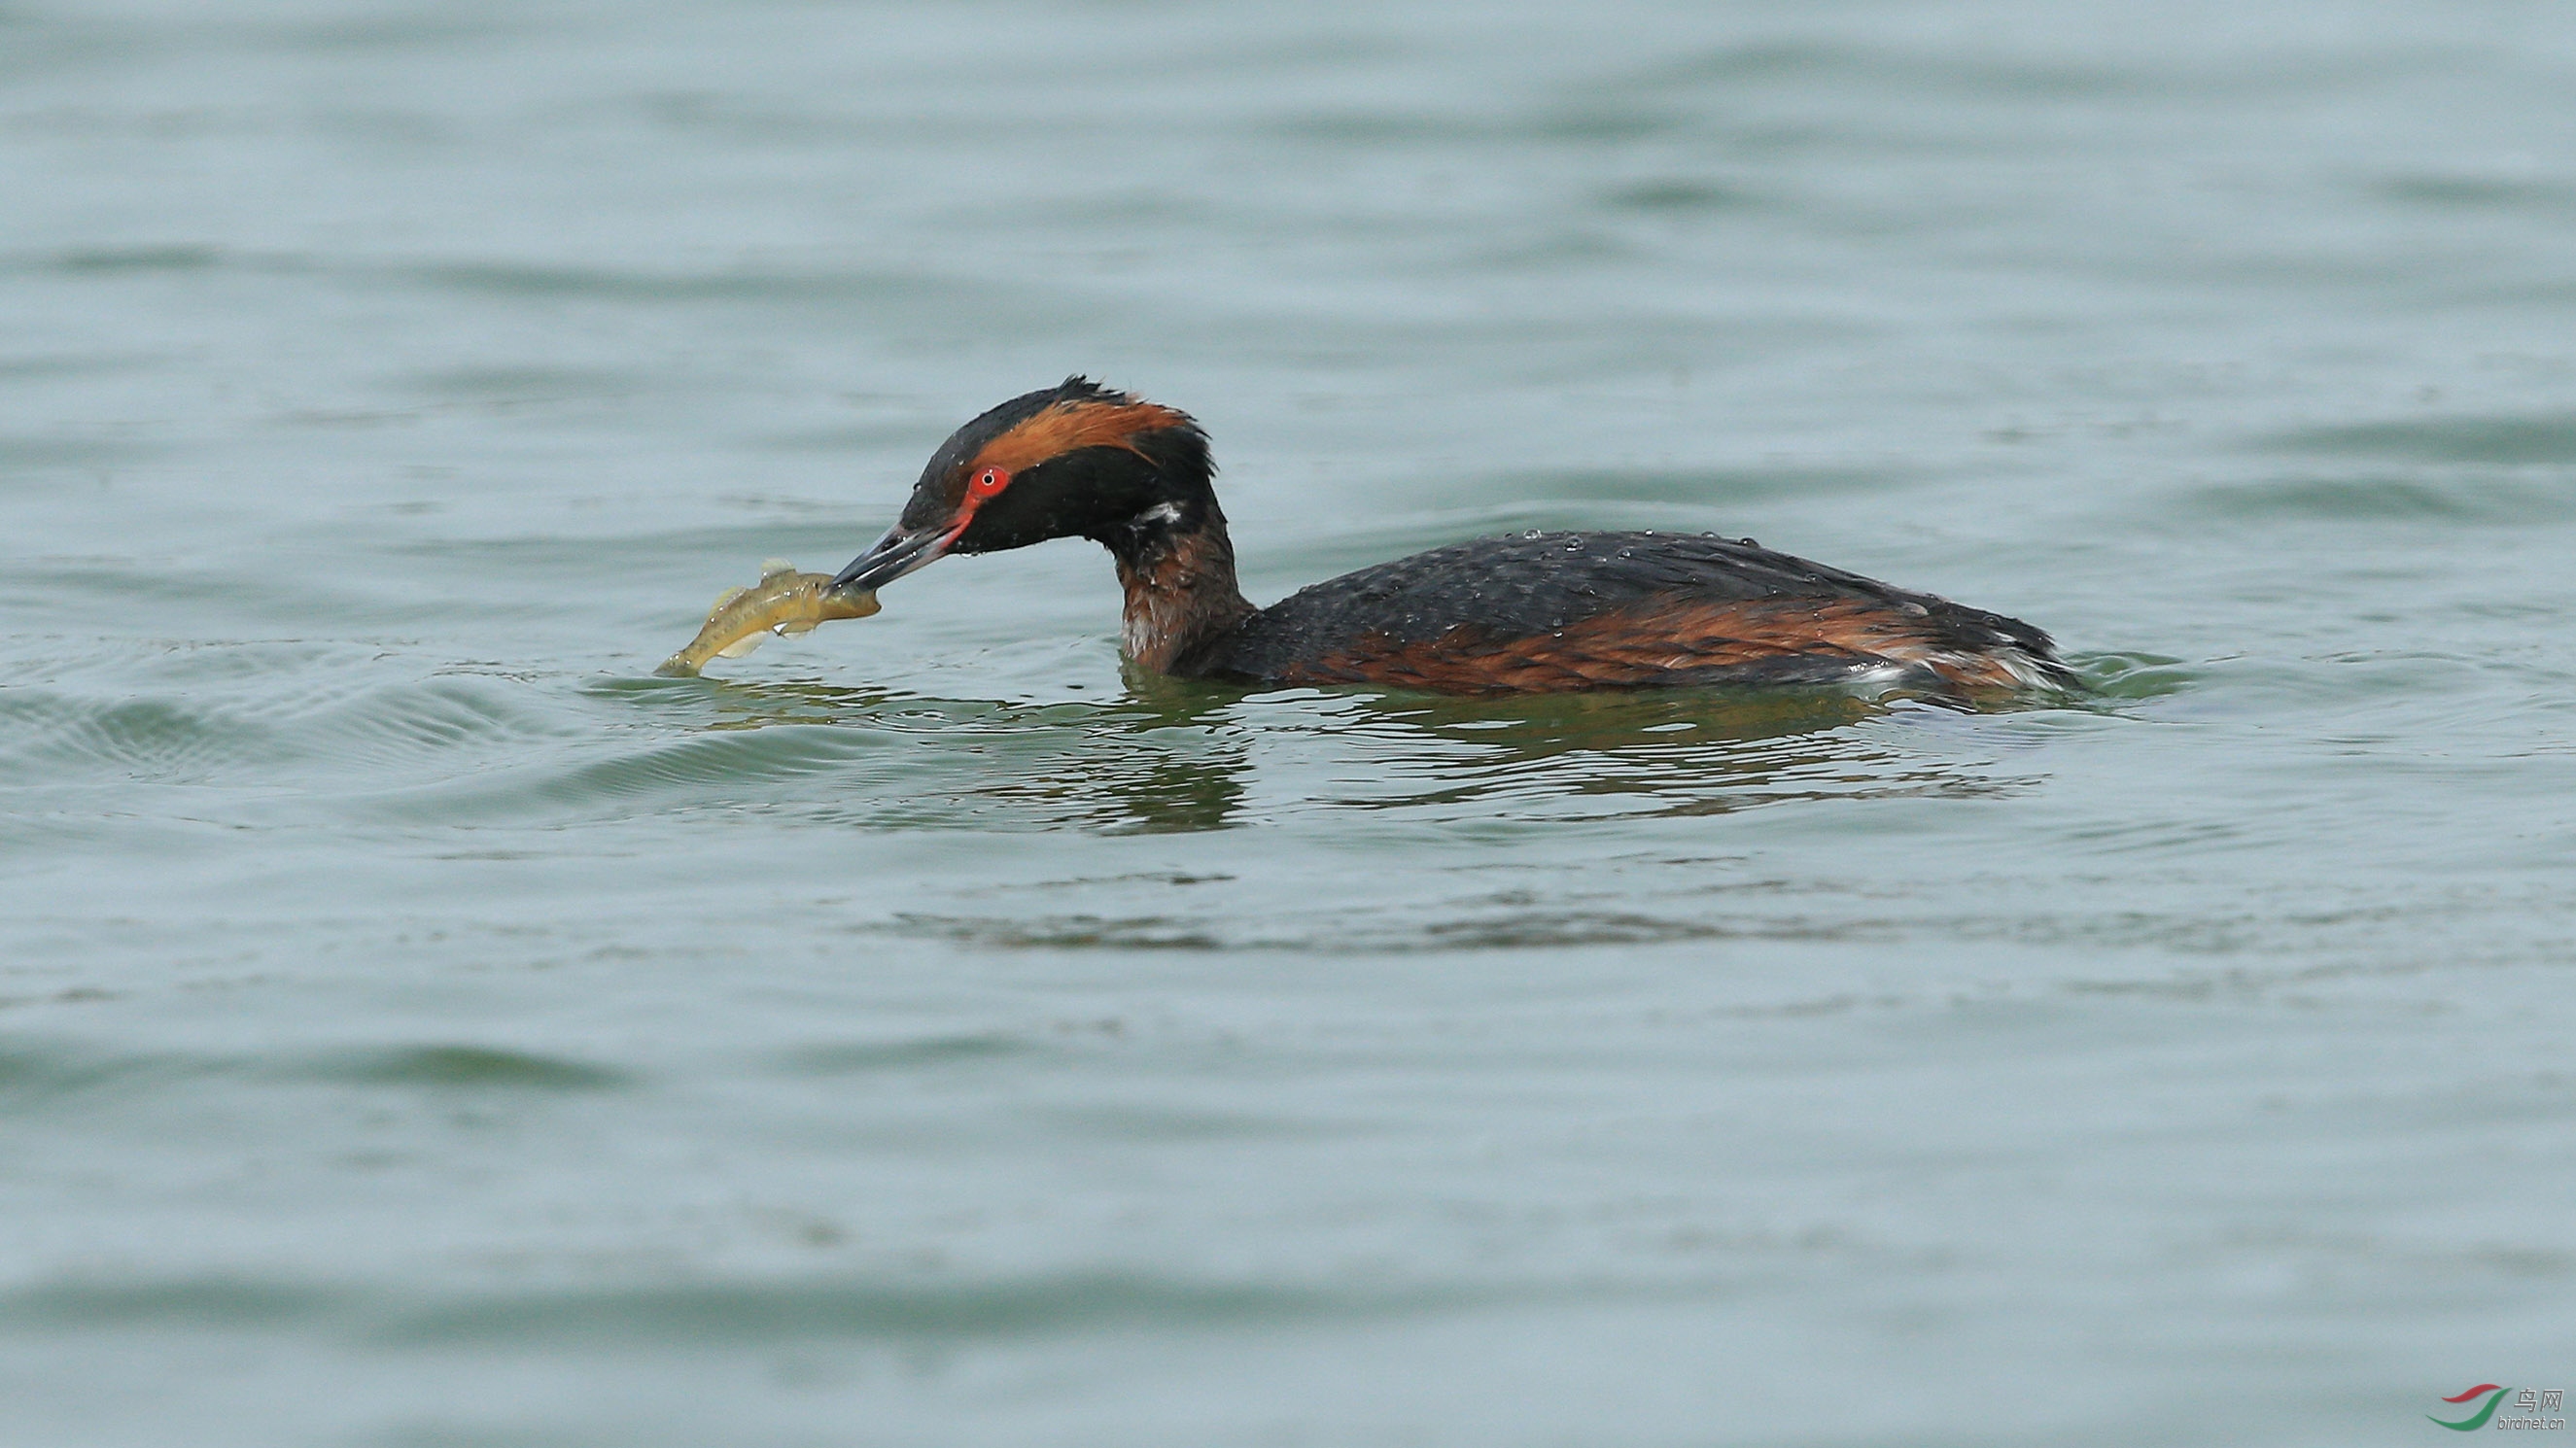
xmin=970 ymin=466 xmax=1009 ymax=497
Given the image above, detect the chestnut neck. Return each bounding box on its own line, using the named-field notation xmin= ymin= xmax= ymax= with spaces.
xmin=1104 ymin=507 xmax=1256 ymax=674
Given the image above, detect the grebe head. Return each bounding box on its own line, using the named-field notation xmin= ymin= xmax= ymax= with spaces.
xmin=830 ymin=377 xmax=1214 ymax=593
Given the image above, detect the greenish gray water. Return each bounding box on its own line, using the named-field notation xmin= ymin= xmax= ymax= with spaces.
xmin=5 ymin=2 xmax=2574 ymax=1443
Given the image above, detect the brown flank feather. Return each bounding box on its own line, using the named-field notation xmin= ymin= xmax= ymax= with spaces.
xmin=1269 ymin=596 xmax=2003 ymax=694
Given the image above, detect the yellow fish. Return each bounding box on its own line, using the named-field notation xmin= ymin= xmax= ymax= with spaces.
xmin=655 ymin=559 xmax=881 ymax=677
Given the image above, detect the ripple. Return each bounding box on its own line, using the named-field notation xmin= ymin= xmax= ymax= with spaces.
xmin=2260 ymin=413 xmax=2576 ymax=465
xmin=0 ymin=1039 xmax=633 ymax=1108
xmin=1598 ymin=179 xmax=1764 ymax=215
xmin=4 ymin=553 xmax=380 ymax=629
xmin=51 ymin=243 xmax=225 ymax=273
xmin=292 ymin=1045 xmax=633 ymax=1091
xmin=2186 ymin=476 xmax=2576 ymax=525
xmin=4 ymin=1278 xmax=343 ymax=1328
xmin=1631 ymin=37 xmax=2181 ymax=103
xmin=2068 ymin=653 xmax=2197 ymax=701
xmin=0 ymin=433 xmax=160 ymax=469
xmin=521 ymin=724 xmax=889 ymax=802
xmin=399 ymin=259 xmax=974 ymax=307
xmin=0 ymin=1040 xmax=222 ymax=1106
xmin=397 ymin=363 xmax=644 ymax=402
xmin=2376 ymin=174 xmax=2576 ymax=212
xmin=893 ymin=906 xmax=1886 ymax=954
xmin=1420 ymin=910 xmax=1814 ymax=948
xmin=290 ymin=676 xmax=578 ymax=774
xmin=1482 ymin=466 xmax=1888 ymax=508
xmin=398 ymin=1273 xmax=1512 ymax=1349
xmin=0 ymin=1271 xmax=1499 ymax=1345
xmin=0 ymin=691 xmax=262 ymax=784
xmin=0 ymin=672 xmax=576 ymax=787
xmin=896 ymin=914 xmax=1229 ymax=951
xmin=774 ymin=1034 xmax=1040 ymax=1074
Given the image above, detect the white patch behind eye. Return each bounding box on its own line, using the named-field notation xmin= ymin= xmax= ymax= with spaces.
xmin=1135 ymin=501 xmax=1182 ymax=526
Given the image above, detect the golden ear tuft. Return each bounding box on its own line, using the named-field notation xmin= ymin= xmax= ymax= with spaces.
xmin=968 ymin=398 xmax=1191 ymax=476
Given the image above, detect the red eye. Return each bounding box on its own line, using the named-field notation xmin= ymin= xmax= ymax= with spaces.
xmin=970 ymin=466 xmax=1009 ymax=497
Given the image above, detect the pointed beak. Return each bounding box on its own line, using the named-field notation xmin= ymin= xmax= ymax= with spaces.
xmin=829 ymin=521 xmax=955 ymax=593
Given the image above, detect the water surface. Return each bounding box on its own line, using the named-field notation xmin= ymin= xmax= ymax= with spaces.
xmin=4 ymin=2 xmax=2574 ymax=1444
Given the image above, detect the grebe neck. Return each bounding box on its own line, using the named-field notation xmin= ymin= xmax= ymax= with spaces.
xmin=1099 ymin=500 xmax=1255 ymax=673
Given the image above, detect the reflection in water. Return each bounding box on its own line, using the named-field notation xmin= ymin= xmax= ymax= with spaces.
xmin=1095 ymin=753 xmax=1245 ymax=835
xmin=1180 ymin=672 xmax=2037 ymax=821
xmin=624 ymin=672 xmax=1254 ymax=834
xmin=621 ymin=665 xmax=2062 ymax=837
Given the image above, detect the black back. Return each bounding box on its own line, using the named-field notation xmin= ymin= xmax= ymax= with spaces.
xmin=1201 ymin=530 xmax=2055 ymax=676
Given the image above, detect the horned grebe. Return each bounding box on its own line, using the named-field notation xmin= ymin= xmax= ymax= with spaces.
xmin=830 ymin=378 xmax=2071 ymax=698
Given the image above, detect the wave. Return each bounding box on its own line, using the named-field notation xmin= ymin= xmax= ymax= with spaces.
xmin=0 ymin=1269 xmax=1528 ymax=1347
